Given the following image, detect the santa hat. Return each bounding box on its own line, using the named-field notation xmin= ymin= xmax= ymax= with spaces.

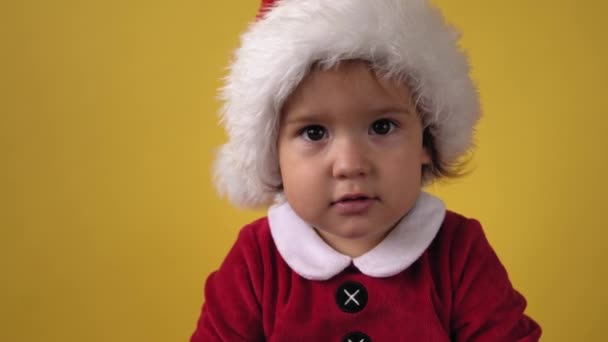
xmin=213 ymin=0 xmax=480 ymax=208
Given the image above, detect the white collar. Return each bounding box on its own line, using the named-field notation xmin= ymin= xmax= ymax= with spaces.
xmin=267 ymin=192 xmax=446 ymax=280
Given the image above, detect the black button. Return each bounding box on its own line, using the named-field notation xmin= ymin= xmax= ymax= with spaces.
xmin=342 ymin=331 xmax=371 ymax=342
xmin=335 ymin=281 xmax=368 ymax=313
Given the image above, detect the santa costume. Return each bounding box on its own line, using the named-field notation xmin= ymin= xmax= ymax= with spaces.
xmin=191 ymin=0 xmax=542 ymax=340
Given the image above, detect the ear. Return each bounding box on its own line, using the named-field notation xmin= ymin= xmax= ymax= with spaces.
xmin=421 ymin=147 xmax=432 ymax=165
xmin=420 ymin=125 xmax=435 ymax=166
xmin=275 ymin=162 xmax=284 ymax=190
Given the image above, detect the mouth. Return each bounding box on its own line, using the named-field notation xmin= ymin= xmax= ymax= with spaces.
xmin=331 ymin=194 xmax=377 ymax=215
xmin=333 ymin=193 xmax=374 ymax=204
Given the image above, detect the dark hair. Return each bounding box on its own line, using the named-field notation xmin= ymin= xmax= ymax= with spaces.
xmin=421 ymin=123 xmax=473 ymax=184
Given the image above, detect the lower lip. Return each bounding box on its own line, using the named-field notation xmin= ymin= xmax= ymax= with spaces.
xmin=332 ymin=199 xmax=375 ymax=215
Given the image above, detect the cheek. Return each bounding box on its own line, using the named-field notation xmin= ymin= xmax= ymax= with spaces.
xmin=278 ymin=150 xmax=326 ymax=205
xmin=384 ymin=157 xmax=423 ymax=181
xmin=278 ymin=144 xmax=311 ymax=190
xmin=277 ymin=138 xmax=292 ymax=176
xmin=278 ymin=144 xmax=295 ymax=180
xmin=379 ymin=145 xmax=425 ymax=184
xmin=380 ymin=156 xmax=424 ymax=210
xmin=279 ymin=160 xmax=325 ymax=220
xmin=281 ymin=160 xmax=317 ymax=190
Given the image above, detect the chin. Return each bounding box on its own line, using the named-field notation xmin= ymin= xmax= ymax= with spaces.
xmin=332 ymin=222 xmax=386 ymax=240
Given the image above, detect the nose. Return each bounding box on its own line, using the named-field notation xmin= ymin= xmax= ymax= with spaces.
xmin=331 ymin=137 xmax=372 ymax=179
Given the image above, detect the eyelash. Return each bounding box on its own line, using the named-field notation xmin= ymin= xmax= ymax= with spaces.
xmin=369 ymin=119 xmax=398 ymax=135
xmin=298 ymin=125 xmax=326 ymax=141
xmin=297 ymin=119 xmax=399 ymax=141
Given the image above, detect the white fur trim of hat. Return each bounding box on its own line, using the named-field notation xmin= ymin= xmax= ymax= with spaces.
xmin=213 ymin=0 xmax=481 ymax=208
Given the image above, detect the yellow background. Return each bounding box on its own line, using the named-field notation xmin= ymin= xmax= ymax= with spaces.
xmin=1 ymin=0 xmax=606 ymax=340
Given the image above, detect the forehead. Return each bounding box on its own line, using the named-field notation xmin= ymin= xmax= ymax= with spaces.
xmin=282 ymin=61 xmax=413 ymax=116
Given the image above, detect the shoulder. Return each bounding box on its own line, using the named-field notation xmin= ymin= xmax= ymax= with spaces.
xmin=234 ymin=216 xmax=273 ymax=246
xmin=430 ymin=214 xmax=542 ymax=340
xmin=224 ymin=216 xmax=276 ymax=265
xmin=207 ymin=216 xmax=278 ymax=299
xmin=432 ymin=210 xmax=487 ymax=248
xmin=428 ymin=210 xmax=501 ymax=274
xmin=196 ymin=217 xmax=273 ymax=341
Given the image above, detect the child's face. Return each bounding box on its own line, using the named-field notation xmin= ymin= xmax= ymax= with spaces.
xmin=277 ymin=61 xmax=431 ymax=257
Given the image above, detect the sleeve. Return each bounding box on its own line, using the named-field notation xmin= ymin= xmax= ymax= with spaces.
xmin=449 ymin=219 xmax=542 ymax=342
xmin=190 ymin=227 xmax=265 ymax=342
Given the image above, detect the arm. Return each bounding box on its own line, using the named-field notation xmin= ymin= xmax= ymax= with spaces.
xmin=449 ymin=219 xmax=542 ymax=342
xmin=190 ymin=227 xmax=265 ymax=342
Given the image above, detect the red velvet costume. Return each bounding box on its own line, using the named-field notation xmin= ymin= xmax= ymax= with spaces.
xmin=191 ymin=194 xmax=541 ymax=341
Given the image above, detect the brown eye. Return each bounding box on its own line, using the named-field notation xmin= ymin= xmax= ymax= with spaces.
xmin=302 ymin=125 xmax=326 ymax=141
xmin=370 ymin=119 xmax=395 ymax=135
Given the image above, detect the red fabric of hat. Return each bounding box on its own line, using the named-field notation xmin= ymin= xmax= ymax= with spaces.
xmin=257 ymin=0 xmax=276 ymax=19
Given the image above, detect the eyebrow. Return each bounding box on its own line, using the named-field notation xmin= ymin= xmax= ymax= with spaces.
xmin=284 ymin=105 xmax=413 ymax=125
xmin=283 ymin=112 xmax=326 ymax=125
xmin=368 ymin=105 xmax=413 ymax=116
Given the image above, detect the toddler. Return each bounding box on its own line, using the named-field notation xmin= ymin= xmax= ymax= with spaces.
xmin=191 ymin=0 xmax=542 ymax=340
